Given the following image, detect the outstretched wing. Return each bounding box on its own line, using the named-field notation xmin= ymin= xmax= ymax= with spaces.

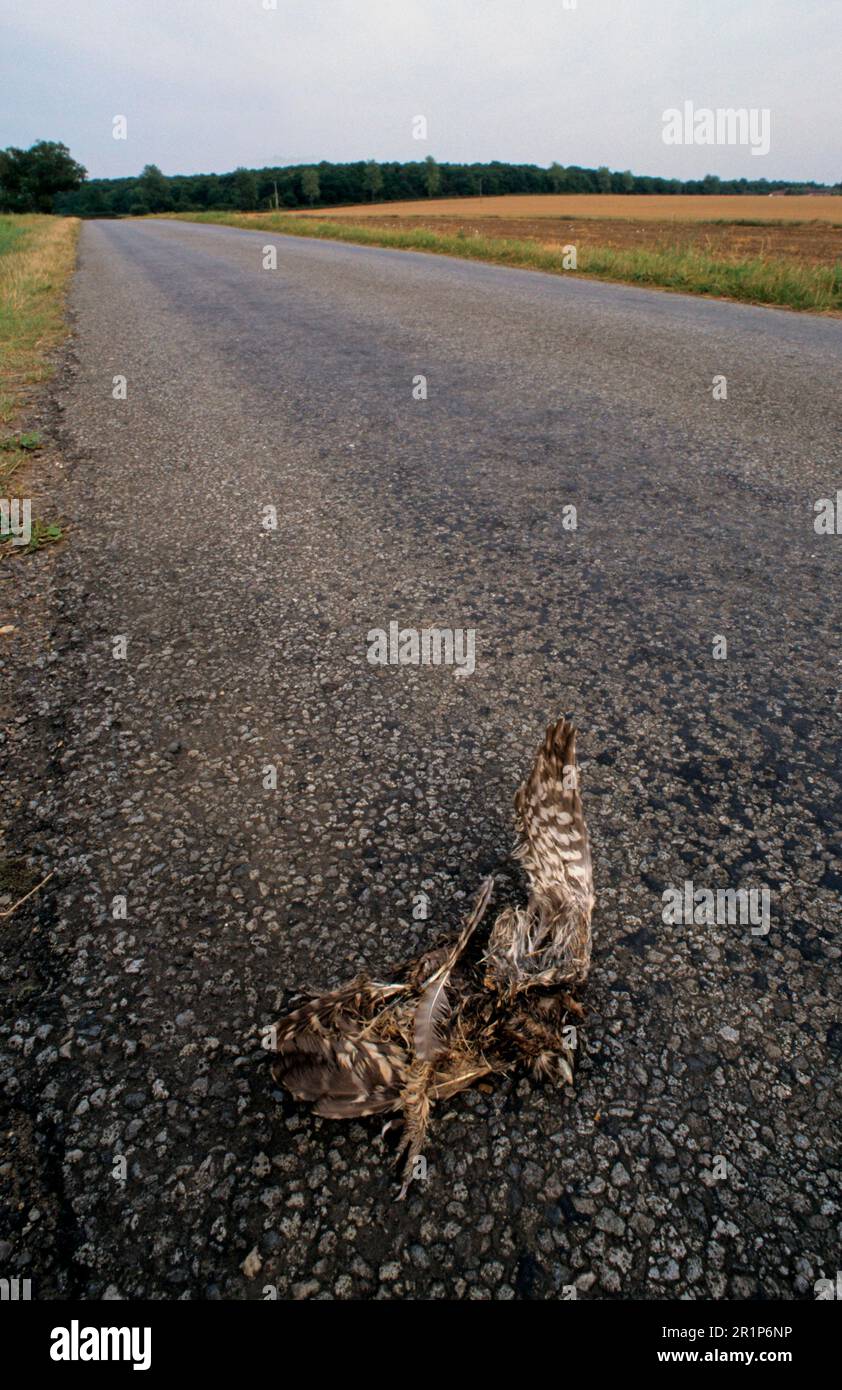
xmin=513 ymin=717 xmax=593 ymax=918
xmin=271 ymin=979 xmax=408 ymax=1118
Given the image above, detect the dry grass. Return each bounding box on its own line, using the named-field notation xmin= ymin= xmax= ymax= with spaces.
xmin=0 ymin=214 xmax=80 ymax=426
xmin=0 ymin=215 xmax=77 ymax=557
xmin=295 ymin=193 xmax=842 ymax=224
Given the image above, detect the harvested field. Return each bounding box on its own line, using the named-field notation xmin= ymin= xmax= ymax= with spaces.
xmin=295 ymin=193 xmax=842 ymax=224
xmin=305 ymin=212 xmax=842 ymax=269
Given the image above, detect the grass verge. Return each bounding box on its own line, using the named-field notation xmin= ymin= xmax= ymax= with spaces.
xmin=162 ymin=210 xmax=842 ymax=312
xmin=0 ymin=214 xmax=80 ymax=426
xmin=0 ymin=214 xmax=77 ymax=554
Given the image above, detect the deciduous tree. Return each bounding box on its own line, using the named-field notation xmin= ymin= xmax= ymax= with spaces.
xmin=0 ymin=140 xmax=86 ymax=213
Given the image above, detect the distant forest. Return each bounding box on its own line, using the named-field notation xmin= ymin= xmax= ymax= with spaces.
xmin=54 ymin=157 xmax=838 ymax=218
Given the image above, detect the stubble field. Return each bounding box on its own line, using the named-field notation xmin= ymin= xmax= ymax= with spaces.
xmin=295 ymin=193 xmax=842 ymax=225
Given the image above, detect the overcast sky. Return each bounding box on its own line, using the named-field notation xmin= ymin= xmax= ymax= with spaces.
xmin=1 ymin=0 xmax=838 ymax=182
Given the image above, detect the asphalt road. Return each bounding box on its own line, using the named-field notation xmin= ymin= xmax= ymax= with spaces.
xmin=2 ymin=218 xmax=840 ymax=1300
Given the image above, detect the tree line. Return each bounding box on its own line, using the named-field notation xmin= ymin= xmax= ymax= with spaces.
xmin=1 ymin=141 xmax=837 ymax=217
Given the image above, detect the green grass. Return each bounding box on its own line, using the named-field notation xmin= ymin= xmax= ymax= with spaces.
xmin=0 ymin=504 xmax=63 ymax=556
xmin=24 ymin=518 xmax=63 ymax=552
xmin=161 ymin=210 xmax=842 ymax=312
xmin=0 ymin=219 xmax=27 ymax=257
xmin=0 ymin=431 xmax=42 ymax=452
